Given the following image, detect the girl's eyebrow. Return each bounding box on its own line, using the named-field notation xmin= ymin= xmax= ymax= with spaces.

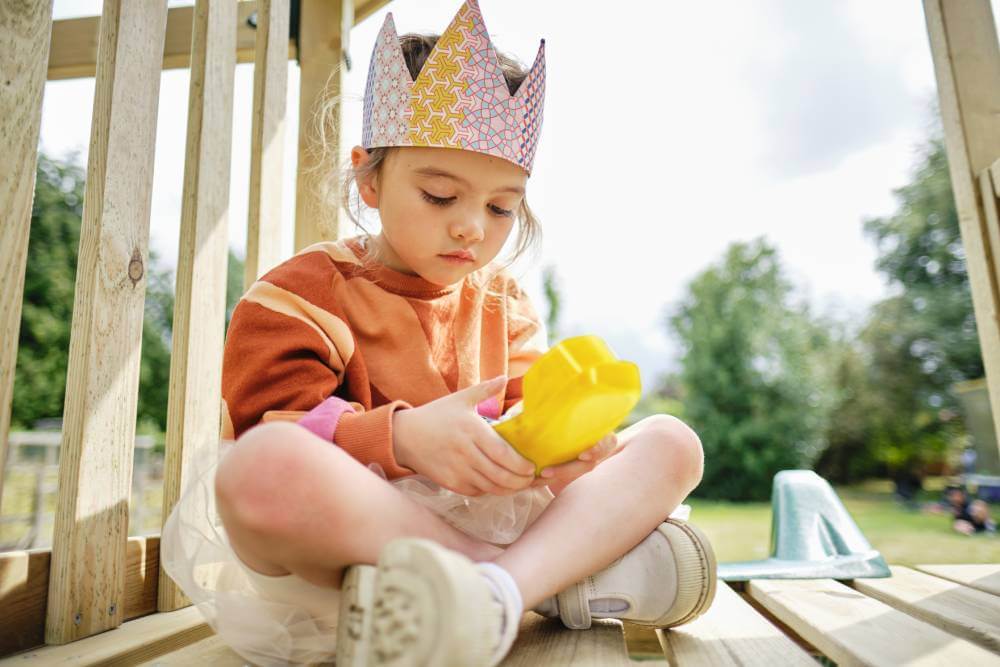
xmin=413 ymin=166 xmax=525 ymax=195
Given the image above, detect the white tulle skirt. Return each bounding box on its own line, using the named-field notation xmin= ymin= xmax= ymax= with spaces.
xmin=160 ymin=440 xmax=556 ymax=667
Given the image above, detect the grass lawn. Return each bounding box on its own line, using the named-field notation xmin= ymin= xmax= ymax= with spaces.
xmin=3 ymin=466 xmax=999 ymax=564
xmin=688 ymin=478 xmax=1000 ymax=566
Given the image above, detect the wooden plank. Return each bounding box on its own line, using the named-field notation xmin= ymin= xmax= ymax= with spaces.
xmin=45 ymin=0 xmax=169 ymax=644
xmin=47 ymin=4 xmax=262 ymax=81
xmin=977 ymin=168 xmax=1000 ymax=306
xmin=139 ymin=613 xmax=632 ymax=666
xmin=658 ymin=582 xmax=815 ymax=667
xmin=0 ymin=548 xmax=48 ymax=657
xmin=0 ymin=0 xmax=53 ymax=517
xmin=46 ymin=1 xmax=392 ymax=81
xmin=0 ymin=607 xmax=211 ymax=666
xmin=156 ymin=0 xmax=237 ymax=614
xmin=853 ymin=565 xmax=1000 ymax=653
xmin=748 ymin=578 xmax=1000 ymax=666
xmin=294 ymin=0 xmax=347 ymax=252
xmin=136 ymin=634 xmax=246 ymax=666
xmin=915 ymin=563 xmax=1000 ymax=597
xmin=244 ymin=0 xmax=290 ymax=290
xmin=924 ymin=0 xmax=1000 ymax=464
xmin=500 ymin=615 xmax=631 ymax=666
xmin=1 ymin=537 xmax=160 ymax=658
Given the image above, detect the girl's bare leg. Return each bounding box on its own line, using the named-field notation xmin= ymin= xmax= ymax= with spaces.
xmin=495 ymin=415 xmax=704 ymax=610
xmin=214 ymin=421 xmax=503 ymax=589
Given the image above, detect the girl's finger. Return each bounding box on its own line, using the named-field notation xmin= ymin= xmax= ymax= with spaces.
xmin=578 ymin=434 xmax=615 ymax=462
xmin=467 ymin=467 xmax=512 ymax=496
xmin=474 ymin=422 xmax=536 ymax=476
xmin=468 ymin=442 xmax=531 ymax=492
xmin=548 ymin=460 xmax=593 ymax=483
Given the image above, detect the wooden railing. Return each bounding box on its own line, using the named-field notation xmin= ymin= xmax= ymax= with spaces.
xmin=924 ymin=0 xmax=1000 ymax=460
xmin=0 ymin=0 xmax=387 ymax=658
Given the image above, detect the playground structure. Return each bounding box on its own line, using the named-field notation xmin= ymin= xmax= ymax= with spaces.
xmin=2 ymin=0 xmax=1000 ymax=664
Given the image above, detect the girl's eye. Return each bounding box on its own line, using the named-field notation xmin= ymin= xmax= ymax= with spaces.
xmin=489 ymin=204 xmax=514 ymax=218
xmin=421 ymin=190 xmax=454 ymax=206
xmin=421 ymin=190 xmax=514 ymax=218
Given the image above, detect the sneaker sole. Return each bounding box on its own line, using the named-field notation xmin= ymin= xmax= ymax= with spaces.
xmin=339 ymin=539 xmax=499 ymax=667
xmin=645 ymin=519 xmax=718 ymax=628
xmin=336 ymin=563 xmax=377 ymax=667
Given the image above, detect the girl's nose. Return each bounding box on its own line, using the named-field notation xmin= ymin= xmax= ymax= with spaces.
xmin=450 ymin=212 xmax=485 ymax=243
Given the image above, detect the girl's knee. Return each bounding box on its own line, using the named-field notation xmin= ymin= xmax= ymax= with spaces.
xmin=215 ymin=421 xmax=323 ymax=536
xmin=634 ymin=414 xmax=704 ymax=486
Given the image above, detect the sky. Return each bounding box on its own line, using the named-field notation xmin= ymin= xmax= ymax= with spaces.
xmin=41 ymin=1 xmax=1000 ymax=393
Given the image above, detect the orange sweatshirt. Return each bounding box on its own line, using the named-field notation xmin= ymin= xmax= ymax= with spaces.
xmin=220 ymin=236 xmax=547 ymax=479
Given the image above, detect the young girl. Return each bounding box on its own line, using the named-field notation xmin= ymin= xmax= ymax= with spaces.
xmin=162 ymin=2 xmax=716 ymax=665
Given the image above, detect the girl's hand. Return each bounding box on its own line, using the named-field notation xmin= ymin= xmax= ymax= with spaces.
xmin=531 ymin=433 xmax=620 ymax=494
xmin=392 ymin=376 xmax=536 ymax=496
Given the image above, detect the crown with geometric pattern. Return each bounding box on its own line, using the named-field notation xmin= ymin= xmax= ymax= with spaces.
xmin=362 ymin=0 xmax=546 ymax=174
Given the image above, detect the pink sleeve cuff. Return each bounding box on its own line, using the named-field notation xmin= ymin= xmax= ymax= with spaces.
xmin=297 ymin=396 xmax=357 ymax=441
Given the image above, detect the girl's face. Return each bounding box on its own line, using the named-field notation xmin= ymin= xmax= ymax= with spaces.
xmin=352 ymin=145 xmax=527 ymax=286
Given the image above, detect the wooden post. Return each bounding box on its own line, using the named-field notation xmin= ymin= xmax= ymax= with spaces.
xmin=0 ymin=1 xmax=54 ymax=516
xmin=244 ymin=0 xmax=290 ymax=290
xmin=295 ymin=0 xmax=348 ymax=251
xmin=45 ymin=0 xmax=168 ymax=644
xmin=156 ymin=0 xmax=238 ymax=613
xmin=924 ymin=0 xmax=1000 ymax=462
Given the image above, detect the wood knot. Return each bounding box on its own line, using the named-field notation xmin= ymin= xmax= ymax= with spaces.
xmin=128 ymin=251 xmax=144 ymax=285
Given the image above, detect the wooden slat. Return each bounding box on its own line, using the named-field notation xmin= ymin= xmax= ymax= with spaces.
xmin=0 ymin=0 xmax=53 ymax=516
xmin=748 ymin=578 xmax=1000 ymax=666
xmin=294 ymin=0 xmax=347 ymax=252
xmin=980 ymin=165 xmax=1000 ymax=320
xmin=924 ymin=0 xmax=1000 ymax=464
xmin=853 ymin=565 xmax=1000 ymax=653
xmin=46 ymin=0 xmax=392 ymax=81
xmin=1 ymin=537 xmax=160 ymax=658
xmin=138 ymin=612 xmax=631 ymax=666
xmin=156 ymin=0 xmax=238 ymax=614
xmin=658 ymin=582 xmax=815 ymax=666
xmin=499 ymin=615 xmax=631 ymax=666
xmin=916 ymin=563 xmax=1000 ymax=597
xmin=244 ymin=0 xmax=290 ymax=290
xmin=136 ymin=634 xmax=246 ymax=666
xmin=45 ymin=0 xmax=169 ymax=644
xmin=0 ymin=607 xmax=211 ymax=666
xmin=47 ymin=4 xmax=266 ymax=81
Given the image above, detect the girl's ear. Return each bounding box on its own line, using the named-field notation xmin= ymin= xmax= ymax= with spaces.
xmin=351 ymin=146 xmax=379 ymax=209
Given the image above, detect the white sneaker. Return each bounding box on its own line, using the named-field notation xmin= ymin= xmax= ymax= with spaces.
xmin=335 ymin=539 xmax=520 ymax=667
xmin=543 ymin=518 xmax=717 ymax=629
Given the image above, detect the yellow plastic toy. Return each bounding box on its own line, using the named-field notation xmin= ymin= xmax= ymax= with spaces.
xmin=493 ymin=335 xmax=642 ymax=472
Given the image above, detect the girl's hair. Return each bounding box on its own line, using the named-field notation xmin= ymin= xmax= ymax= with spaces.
xmin=311 ymin=33 xmax=541 ymax=278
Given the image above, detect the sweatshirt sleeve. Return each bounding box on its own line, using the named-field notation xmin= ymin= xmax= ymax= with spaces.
xmin=502 ymin=277 xmax=549 ymax=414
xmin=221 ymin=252 xmax=412 ymax=477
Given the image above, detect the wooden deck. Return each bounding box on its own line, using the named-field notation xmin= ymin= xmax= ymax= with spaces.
xmin=3 ymin=558 xmax=999 ymax=665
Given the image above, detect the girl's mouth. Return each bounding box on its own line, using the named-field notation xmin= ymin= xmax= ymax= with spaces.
xmin=439 ymin=252 xmax=475 ymax=264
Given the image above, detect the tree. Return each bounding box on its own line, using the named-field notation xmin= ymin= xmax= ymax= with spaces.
xmin=14 ymin=151 xmax=245 ymax=434
xmin=541 ymin=264 xmax=562 ymax=346
xmin=12 ymin=153 xmax=84 ymax=427
xmin=667 ymin=238 xmax=837 ymax=500
xmin=817 ymin=136 xmax=977 ymax=480
xmin=862 ymin=137 xmax=982 ymax=388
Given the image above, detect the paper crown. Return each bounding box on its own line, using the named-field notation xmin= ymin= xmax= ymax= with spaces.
xmin=361 ymin=0 xmax=546 ymax=174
